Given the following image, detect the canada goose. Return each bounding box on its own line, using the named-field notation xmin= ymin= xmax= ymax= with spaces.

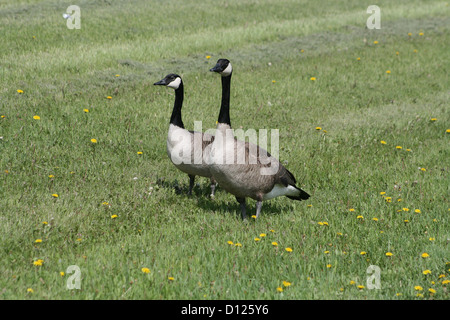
xmin=154 ymin=73 xmax=217 ymax=197
xmin=209 ymin=59 xmax=310 ymax=219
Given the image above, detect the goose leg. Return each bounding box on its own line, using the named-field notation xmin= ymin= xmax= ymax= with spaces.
xmin=188 ymin=175 xmax=195 ymax=195
xmin=236 ymin=197 xmax=247 ymax=220
xmin=210 ymin=177 xmax=217 ymax=198
xmin=255 ymin=201 xmax=263 ymax=219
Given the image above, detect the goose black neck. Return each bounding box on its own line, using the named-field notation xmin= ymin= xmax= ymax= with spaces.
xmin=217 ymin=74 xmax=231 ymax=126
xmin=170 ymin=82 xmax=184 ymax=128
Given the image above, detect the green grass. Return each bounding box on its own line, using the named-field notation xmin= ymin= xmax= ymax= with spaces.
xmin=0 ymin=0 xmax=449 ymax=300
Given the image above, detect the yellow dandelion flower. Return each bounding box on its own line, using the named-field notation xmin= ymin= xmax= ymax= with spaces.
xmin=326 ymin=264 xmax=332 ymax=268
xmin=386 ymin=252 xmax=393 ymax=257
xmin=227 ymin=241 xmax=233 ymax=245
xmin=91 ymin=138 xmax=97 ymax=143
xmin=324 ymin=250 xmax=330 ymax=254
xmin=272 ymin=80 xmax=276 ymax=83
xmin=408 ymin=32 xmax=412 ymax=36
xmin=168 ymin=277 xmax=175 ymax=281
xmin=429 ymin=237 xmax=435 ymax=241
xmin=396 ymin=51 xmax=399 ymax=55
xmin=115 ymin=74 xmax=120 ymax=77
xmin=27 ymin=288 xmax=34 ymax=293
xmin=421 ymin=252 xmax=430 ymax=258
xmin=402 ymin=208 xmax=409 ymax=212
xmin=17 ymin=89 xmax=24 ymax=93
xmin=251 ymin=215 xmax=257 ymax=219
xmin=33 ymin=259 xmax=44 ymax=266
xmin=33 ymin=115 xmax=40 ymax=120
xmin=206 ymin=55 xmax=211 ymax=59
xmin=83 ymin=108 xmax=89 ymax=113
xmin=430 ymin=118 xmax=437 ymax=121
xmin=380 ymin=191 xmax=386 ymax=195
xmin=428 ymin=288 xmax=436 ymax=294
xmin=446 ymin=129 xmax=450 ymax=133
xmin=396 ymin=293 xmax=402 ymax=296
xmin=442 ymin=280 xmax=450 ymax=285
xmin=386 ymin=70 xmax=391 ymax=74
xmin=300 ymin=49 xmax=305 ymax=53
xmin=349 ymin=280 xmax=356 ymax=285
xmin=419 ymin=32 xmax=424 ymax=36
xmin=106 ymin=96 xmax=112 ymax=99
xmin=404 ymin=219 xmax=409 ymax=223
xmin=318 ymin=221 xmax=324 ymax=226
xmin=254 ymin=237 xmax=261 ymax=242
xmin=380 ymin=140 xmax=387 ymax=145
xmin=396 ymin=146 xmax=402 ymax=149
xmin=235 ymin=243 xmax=242 ymax=247
xmin=413 ymin=49 xmax=418 ymax=53
xmin=414 ymin=286 xmax=423 ymax=291
xmin=385 ymin=197 xmax=392 ymax=202
xmin=438 ymin=274 xmax=445 ymax=279
xmin=420 ymin=167 xmax=426 ymax=171
xmin=48 ymin=175 xmax=54 ymax=178
xmin=315 ymin=127 xmax=322 ymax=130
xmin=141 ymin=267 xmax=150 ymax=274
xmin=357 ymin=215 xmax=364 ymax=219
xmin=260 ymin=233 xmax=266 ymax=237
xmin=137 ymin=151 xmax=143 ymax=155
xmin=356 ymin=57 xmax=361 ymax=61
xmin=42 ymin=221 xmax=48 ymax=225
xmin=269 ymin=229 xmax=275 ymax=233
xmin=373 ymin=41 xmax=378 ymax=44
xmin=349 ymin=208 xmax=355 ymax=212
xmin=337 ymin=232 xmax=343 ymax=236
xmin=360 ymin=251 xmax=367 ymax=255
xmin=60 ymin=272 xmax=65 ymax=276
xmin=423 ymin=270 xmax=431 ymax=275
xmin=357 ymin=285 xmax=365 ymax=289
xmin=397 ymin=198 xmax=402 ymax=202
xmin=111 ymin=214 xmax=118 ymax=219
xmin=52 ymin=194 xmax=58 ymax=198
xmin=372 ymin=217 xmax=378 ymax=221
xmin=276 ymin=287 xmax=283 ymax=292
xmin=35 ymin=239 xmax=42 ymax=243
xmin=272 ymin=242 xmax=278 ymax=246
xmin=406 ymin=148 xmax=411 ymax=152
xmin=322 ymin=221 xmax=329 ymax=226
xmin=282 ymin=281 xmax=291 ymax=287
xmin=76 ymin=238 xmax=82 ymax=241
xmin=285 ymin=247 xmax=293 ymax=252
xmin=310 ymin=77 xmax=316 ymax=81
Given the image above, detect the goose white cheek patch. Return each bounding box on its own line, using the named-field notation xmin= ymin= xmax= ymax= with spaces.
xmin=221 ymin=63 xmax=232 ymax=76
xmin=167 ymin=77 xmax=181 ymax=89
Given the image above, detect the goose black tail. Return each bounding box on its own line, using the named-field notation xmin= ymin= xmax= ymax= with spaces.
xmin=286 ymin=186 xmax=310 ymax=201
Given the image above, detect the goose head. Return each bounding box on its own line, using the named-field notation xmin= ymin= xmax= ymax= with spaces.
xmin=154 ymin=73 xmax=182 ymax=90
xmin=210 ymin=59 xmax=232 ymax=77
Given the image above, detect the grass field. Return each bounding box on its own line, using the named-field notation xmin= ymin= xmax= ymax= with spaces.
xmin=0 ymin=0 xmax=449 ymax=300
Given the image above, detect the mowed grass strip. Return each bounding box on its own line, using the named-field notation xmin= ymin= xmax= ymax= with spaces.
xmin=0 ymin=0 xmax=449 ymax=299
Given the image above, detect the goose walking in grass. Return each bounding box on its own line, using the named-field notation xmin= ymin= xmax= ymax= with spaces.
xmin=154 ymin=73 xmax=217 ymax=197
xmin=209 ymin=59 xmax=310 ymax=219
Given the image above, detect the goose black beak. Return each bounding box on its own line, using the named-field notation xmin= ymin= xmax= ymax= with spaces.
xmin=154 ymin=79 xmax=166 ymax=86
xmin=210 ymin=64 xmax=222 ymax=73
